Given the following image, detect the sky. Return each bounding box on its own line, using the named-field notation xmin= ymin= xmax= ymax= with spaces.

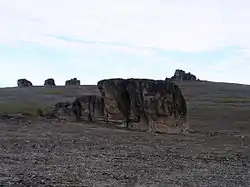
xmin=1 ymin=0 xmax=250 ymax=87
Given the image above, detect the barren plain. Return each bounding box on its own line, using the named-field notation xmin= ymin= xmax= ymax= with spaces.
xmin=0 ymin=81 xmax=249 ymax=186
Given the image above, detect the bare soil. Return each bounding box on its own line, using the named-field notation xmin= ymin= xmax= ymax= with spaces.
xmin=0 ymin=81 xmax=250 ymax=186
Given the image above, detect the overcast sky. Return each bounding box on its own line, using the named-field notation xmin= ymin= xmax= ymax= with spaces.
xmin=0 ymin=0 xmax=250 ymax=87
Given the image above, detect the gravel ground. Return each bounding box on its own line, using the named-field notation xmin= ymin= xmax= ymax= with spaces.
xmin=0 ymin=117 xmax=249 ymax=187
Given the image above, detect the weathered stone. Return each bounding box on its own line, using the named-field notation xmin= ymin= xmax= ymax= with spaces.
xmin=97 ymin=78 xmax=130 ymax=123
xmin=71 ymin=97 xmax=82 ymax=121
xmin=38 ymin=95 xmax=106 ymax=122
xmin=54 ymin=102 xmax=72 ymax=119
xmin=170 ymin=69 xmax=197 ymax=81
xmin=38 ymin=95 xmax=107 ymax=122
xmin=17 ymin=79 xmax=33 ymax=87
xmin=75 ymin=94 xmax=107 ymax=122
xmin=97 ymin=78 xmax=189 ymax=133
xmin=65 ymin=78 xmax=80 ymax=86
xmin=38 ymin=102 xmax=72 ymax=119
xmin=44 ymin=78 xmax=56 ymax=86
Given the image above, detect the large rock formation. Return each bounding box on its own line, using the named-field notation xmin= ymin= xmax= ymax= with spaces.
xmin=17 ymin=79 xmax=33 ymax=87
xmin=169 ymin=69 xmax=197 ymax=81
xmin=65 ymin=78 xmax=80 ymax=86
xmin=44 ymin=78 xmax=56 ymax=86
xmin=97 ymin=78 xmax=189 ymax=133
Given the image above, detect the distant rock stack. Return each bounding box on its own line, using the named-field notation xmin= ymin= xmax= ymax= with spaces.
xmin=65 ymin=78 xmax=80 ymax=86
xmin=17 ymin=79 xmax=33 ymax=88
xmin=44 ymin=78 xmax=56 ymax=87
xmin=167 ymin=69 xmax=198 ymax=81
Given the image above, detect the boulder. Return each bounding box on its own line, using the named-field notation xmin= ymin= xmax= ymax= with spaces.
xmin=44 ymin=78 xmax=56 ymax=86
xmin=65 ymin=78 xmax=80 ymax=86
xmin=97 ymin=78 xmax=189 ymax=134
xmin=17 ymin=79 xmax=33 ymax=87
xmin=37 ymin=101 xmax=72 ymax=119
xmin=38 ymin=95 xmax=107 ymax=122
xmin=170 ymin=69 xmax=197 ymax=81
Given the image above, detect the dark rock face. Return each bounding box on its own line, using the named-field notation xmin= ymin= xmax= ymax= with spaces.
xmin=97 ymin=78 xmax=189 ymax=133
xmin=170 ymin=69 xmax=197 ymax=81
xmin=38 ymin=95 xmax=107 ymax=122
xmin=44 ymin=78 xmax=56 ymax=86
xmin=75 ymin=95 xmax=107 ymax=122
xmin=71 ymin=98 xmax=82 ymax=121
xmin=65 ymin=78 xmax=80 ymax=86
xmin=17 ymin=79 xmax=33 ymax=87
xmin=97 ymin=78 xmax=130 ymax=122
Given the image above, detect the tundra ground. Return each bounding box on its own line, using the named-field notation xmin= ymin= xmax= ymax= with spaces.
xmin=0 ymin=81 xmax=249 ymax=186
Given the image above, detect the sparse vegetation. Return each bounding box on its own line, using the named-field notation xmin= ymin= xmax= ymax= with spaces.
xmin=218 ymin=97 xmax=250 ymax=103
xmin=39 ymin=89 xmax=67 ymax=95
xmin=0 ymin=102 xmax=46 ymax=116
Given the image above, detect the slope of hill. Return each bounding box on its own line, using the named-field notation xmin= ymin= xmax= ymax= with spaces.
xmin=0 ymin=80 xmax=250 ymax=133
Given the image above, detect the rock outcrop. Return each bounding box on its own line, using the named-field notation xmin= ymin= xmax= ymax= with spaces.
xmin=17 ymin=79 xmax=33 ymax=87
xmin=37 ymin=101 xmax=72 ymax=120
xmin=65 ymin=78 xmax=80 ymax=86
xmin=38 ymin=95 xmax=107 ymax=122
xmin=74 ymin=95 xmax=107 ymax=122
xmin=169 ymin=69 xmax=197 ymax=81
xmin=44 ymin=78 xmax=56 ymax=86
xmin=97 ymin=78 xmax=189 ymax=133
